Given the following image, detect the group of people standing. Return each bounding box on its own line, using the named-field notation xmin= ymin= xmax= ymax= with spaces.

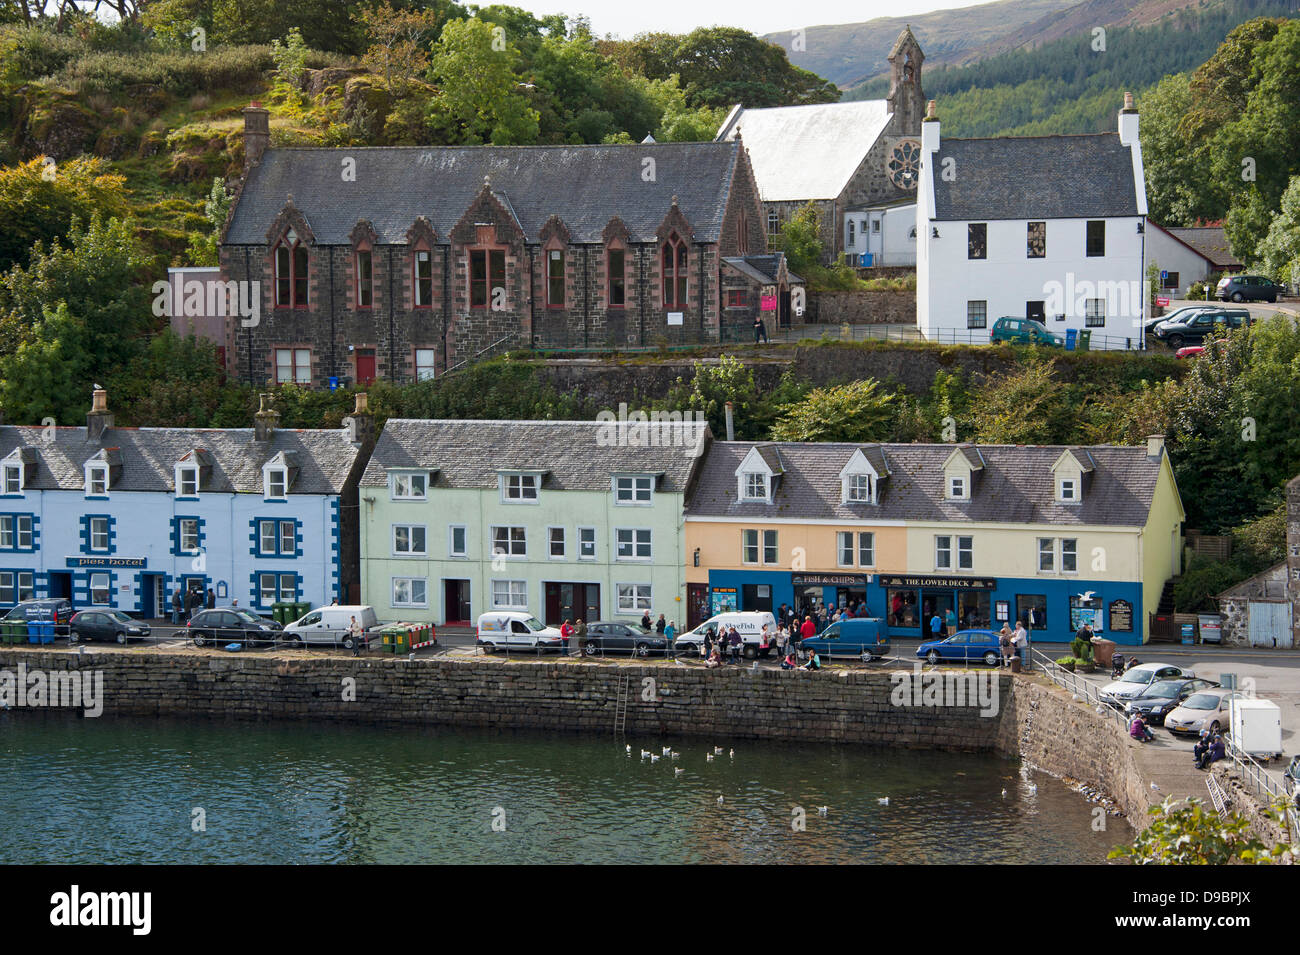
xmin=997 ymin=620 xmax=1031 ymax=667
xmin=170 ymin=587 xmax=215 ymax=625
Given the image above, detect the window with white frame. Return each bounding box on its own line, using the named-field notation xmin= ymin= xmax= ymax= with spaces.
xmin=1059 ymin=478 xmax=1077 ymax=502
xmin=549 ymin=526 xmax=566 ymax=559
xmin=255 ymin=519 xmax=295 ymax=556
xmin=90 ymin=572 xmax=111 ymax=605
xmin=858 ymin=531 xmax=874 ymax=567
xmin=257 ymin=572 xmax=297 ymax=604
xmin=1038 ymin=537 xmax=1055 ymax=572
xmin=578 ymin=527 xmax=596 ymax=560
xmin=615 ymin=528 xmax=652 ymax=560
xmin=393 ymin=577 xmax=428 ymax=607
xmin=415 ymin=348 xmax=436 ymax=381
xmin=274 ymin=348 xmax=311 ymax=385
xmin=949 ymin=476 xmax=967 ymax=499
xmin=178 ymin=518 xmax=200 ymax=553
xmin=391 ymin=472 xmax=427 ymax=500
xmin=837 ymin=531 xmax=854 ymax=567
xmin=762 ymin=529 xmax=778 ymax=565
xmin=957 ymin=535 xmax=973 ymax=570
xmin=742 ymin=473 xmax=767 ymax=501
xmin=177 ymin=466 xmax=199 ymax=498
xmin=1061 ymin=538 xmax=1078 ymax=573
xmin=617 ymin=583 xmax=652 ymax=614
xmin=449 ymin=525 xmax=467 ymax=558
xmin=265 ymin=467 xmax=288 ymax=500
xmin=492 ymin=579 xmax=528 ymax=610
xmin=742 ymin=529 xmax=758 ymax=564
xmin=838 ymin=530 xmax=874 ymax=567
xmin=0 ymin=570 xmax=36 ymax=604
xmin=491 ymin=526 xmax=526 ymax=558
xmin=614 ymin=475 xmax=653 ymax=504
xmin=0 ymin=515 xmax=33 ymax=550
xmin=392 ymin=524 xmax=427 ymax=556
xmin=1 ymin=464 xmax=21 ymax=494
xmin=89 ymin=516 xmax=110 ymax=552
xmin=846 ymin=474 xmax=872 ymax=502
xmin=935 ymin=535 xmax=952 ymax=570
xmin=86 ymin=464 xmax=108 ymax=496
xmin=502 ymin=474 xmax=539 ymax=502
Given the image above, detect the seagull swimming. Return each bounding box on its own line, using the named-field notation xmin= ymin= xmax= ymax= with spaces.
xmin=817 ymin=806 xmax=828 ymax=816
xmin=729 ymin=749 xmax=735 ymax=759
xmin=714 ymin=746 xmax=724 ymax=755
xmin=706 ymin=753 xmax=715 ymax=762
xmin=675 ymin=767 xmax=684 ymax=775
xmin=877 ymin=797 xmax=889 ymax=806
xmin=717 ymin=796 xmax=724 ymax=805
xmin=662 ymin=746 xmax=671 ymax=755
xmin=626 ymin=744 xmax=631 ymax=754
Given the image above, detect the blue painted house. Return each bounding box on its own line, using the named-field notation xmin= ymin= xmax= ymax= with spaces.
xmin=0 ymin=389 xmax=371 ymax=616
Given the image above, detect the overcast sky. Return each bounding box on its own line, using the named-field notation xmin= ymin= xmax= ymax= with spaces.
xmin=493 ymin=0 xmax=991 ymax=39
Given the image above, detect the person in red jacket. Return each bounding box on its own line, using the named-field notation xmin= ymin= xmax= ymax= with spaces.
xmin=560 ymin=619 xmax=574 ymax=653
xmin=800 ymin=615 xmax=816 ymax=642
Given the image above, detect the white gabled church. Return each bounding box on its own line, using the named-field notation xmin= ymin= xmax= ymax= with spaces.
xmin=916 ymin=93 xmax=1149 ymax=349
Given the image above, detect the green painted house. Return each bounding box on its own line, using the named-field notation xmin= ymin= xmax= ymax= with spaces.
xmin=359 ymin=419 xmax=709 ymax=627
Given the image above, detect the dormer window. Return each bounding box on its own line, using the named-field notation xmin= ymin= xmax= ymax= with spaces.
xmin=86 ymin=464 xmax=109 ymax=497
xmin=1059 ymin=479 xmax=1077 ymax=502
xmin=614 ymin=475 xmax=653 ymax=505
xmin=391 ymin=472 xmax=427 ymax=500
xmin=846 ymin=474 xmax=872 ymax=502
xmin=742 ymin=473 xmax=767 ymax=501
xmin=502 ymin=473 xmax=539 ymax=502
xmin=3 ymin=463 xmax=23 ymax=494
xmin=176 ymin=466 xmax=199 ymax=498
xmin=266 ymin=468 xmax=288 ymax=500
xmin=949 ymin=476 xmax=967 ymax=500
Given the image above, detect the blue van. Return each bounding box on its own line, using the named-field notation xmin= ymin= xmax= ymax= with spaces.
xmin=797 ymin=617 xmax=890 ymax=661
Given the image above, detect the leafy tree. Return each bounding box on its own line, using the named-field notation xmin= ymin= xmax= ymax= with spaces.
xmin=778 ymin=202 xmax=823 ymax=275
xmin=270 ymin=26 xmax=309 ymax=86
xmin=770 ymin=379 xmax=895 ymax=442
xmin=1140 ymin=74 xmax=1216 ymax=226
xmin=186 ymin=176 xmax=231 ymax=267
xmin=968 ymin=357 xmax=1075 ymax=445
xmin=428 ymin=17 xmax=539 ymax=145
xmin=356 ymin=1 xmax=443 ymax=96
xmin=1256 ymin=175 xmax=1300 ymax=284
xmin=0 ymin=156 xmax=129 ymax=271
xmin=105 ymin=330 xmax=232 ymax=427
xmin=1109 ymin=797 xmax=1291 ymax=865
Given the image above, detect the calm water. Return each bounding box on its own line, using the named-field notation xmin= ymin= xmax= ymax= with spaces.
xmin=0 ymin=713 xmax=1127 ymax=864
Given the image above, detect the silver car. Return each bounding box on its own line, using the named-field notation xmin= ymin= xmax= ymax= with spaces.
xmin=1164 ymin=689 xmax=1244 ymax=738
xmin=1100 ymin=662 xmax=1196 ymax=707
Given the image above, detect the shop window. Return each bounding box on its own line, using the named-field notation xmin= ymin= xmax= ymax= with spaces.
xmin=1016 ymin=594 xmax=1048 ymax=633
xmin=887 ymin=589 xmax=919 ymax=628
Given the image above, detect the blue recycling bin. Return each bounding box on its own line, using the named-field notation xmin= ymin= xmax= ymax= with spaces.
xmin=27 ymin=620 xmax=55 ymax=644
xmin=1065 ymin=328 xmax=1078 ymax=351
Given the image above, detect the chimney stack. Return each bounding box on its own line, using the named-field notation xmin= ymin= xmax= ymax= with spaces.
xmin=1118 ymin=90 xmax=1139 ymax=147
xmin=254 ymin=393 xmax=280 ymax=442
xmin=349 ymin=392 xmax=375 ymax=448
xmin=1146 ymin=434 xmax=1165 ymax=459
xmin=922 ymin=99 xmax=940 ymax=154
xmin=86 ymin=387 xmax=113 ymax=443
xmin=724 ymin=401 xmax=735 ymax=442
xmin=242 ymin=103 xmax=270 ymax=172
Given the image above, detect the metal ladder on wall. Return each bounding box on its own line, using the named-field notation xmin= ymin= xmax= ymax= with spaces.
xmin=613 ymin=672 xmax=630 ymax=736
xmin=1205 ymin=773 xmax=1230 ymax=814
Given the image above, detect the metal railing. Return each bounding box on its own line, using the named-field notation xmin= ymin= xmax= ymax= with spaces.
xmin=446 ymin=333 xmax=518 ymax=374
xmin=1223 ymin=739 xmax=1288 ymax=804
xmin=1029 ymin=648 xmax=1130 ymax=730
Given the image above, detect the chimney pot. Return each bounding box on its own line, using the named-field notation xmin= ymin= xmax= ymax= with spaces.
xmin=254 ymin=394 xmax=280 ymax=442
xmin=242 ymin=104 xmax=271 ymax=172
xmin=354 ymin=392 xmax=369 ymax=415
xmin=92 ymin=388 xmax=107 ymax=413
xmin=724 ymin=401 xmax=735 ymax=442
xmin=925 ymin=99 xmax=937 ymax=121
xmin=86 ymin=388 xmax=113 ymax=442
xmin=1123 ymin=91 xmax=1134 ymax=111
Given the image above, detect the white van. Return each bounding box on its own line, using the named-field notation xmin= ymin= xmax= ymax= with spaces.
xmin=674 ymin=611 xmax=777 ymax=658
xmin=476 ymin=611 xmax=565 ymax=653
xmin=284 ymin=605 xmax=379 ymax=649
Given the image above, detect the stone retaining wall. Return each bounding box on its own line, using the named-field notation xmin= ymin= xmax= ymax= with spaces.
xmin=806 ymin=290 xmax=915 ymax=325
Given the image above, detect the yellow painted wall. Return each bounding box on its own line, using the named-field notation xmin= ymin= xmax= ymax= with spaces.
xmin=684 ymin=521 xmax=907 ymax=583
xmin=1139 ymin=454 xmax=1187 ymax=644
xmin=902 ymin=523 xmax=1142 ymax=579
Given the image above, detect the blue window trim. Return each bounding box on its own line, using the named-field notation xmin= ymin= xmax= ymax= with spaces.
xmin=0 ymin=513 xmax=39 ymax=553
xmin=250 ymin=517 xmax=302 ymax=558
xmin=170 ymin=515 xmax=207 ymax=557
xmin=74 ymin=568 xmax=118 ymax=608
xmin=329 ymin=498 xmax=341 ymax=602
xmin=248 ymin=569 xmax=301 ymax=610
xmin=79 ymin=513 xmax=117 ymax=555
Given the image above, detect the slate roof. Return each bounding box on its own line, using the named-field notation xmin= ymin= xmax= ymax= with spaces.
xmin=1163 ymin=226 xmax=1243 ymax=270
xmin=224 ymin=142 xmax=743 ymax=246
xmin=722 ymin=254 xmax=804 ymax=285
xmin=0 ymin=425 xmax=361 ymax=495
xmin=361 ymin=420 xmax=709 ymax=492
xmin=686 ymin=441 xmax=1167 ymax=526
xmin=931 ymin=133 xmax=1140 ymax=221
xmin=716 ymin=100 xmax=892 ymax=202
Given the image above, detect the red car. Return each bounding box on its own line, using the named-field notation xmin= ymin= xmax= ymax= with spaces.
xmin=1174 ymin=345 xmax=1205 ymax=359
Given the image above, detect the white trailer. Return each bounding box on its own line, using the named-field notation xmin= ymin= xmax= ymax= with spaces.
xmin=1229 ymin=698 xmax=1283 ymax=760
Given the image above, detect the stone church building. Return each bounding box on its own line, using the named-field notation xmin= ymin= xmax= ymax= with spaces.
xmin=219 ymin=107 xmax=780 ymax=386
xmin=715 ymin=27 xmax=926 ymax=263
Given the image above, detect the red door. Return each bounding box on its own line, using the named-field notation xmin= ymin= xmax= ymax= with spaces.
xmin=355 ymin=348 xmax=376 ymax=385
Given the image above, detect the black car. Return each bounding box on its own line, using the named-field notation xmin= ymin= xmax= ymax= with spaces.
xmin=1124 ymin=678 xmax=1218 ymax=725
xmin=581 ymin=621 xmax=669 ymax=657
xmin=1152 ymin=308 xmax=1250 ymax=348
xmin=1143 ymin=304 xmax=1213 ymax=336
xmin=70 ymin=609 xmax=150 ymax=644
xmin=2 ymin=598 xmax=74 ymax=636
xmin=1217 ymin=274 xmax=1284 ymax=303
xmin=187 ymin=607 xmax=282 ymax=647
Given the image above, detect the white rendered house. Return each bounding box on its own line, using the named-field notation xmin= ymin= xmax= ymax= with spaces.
xmin=917 ymin=94 xmax=1149 ymax=349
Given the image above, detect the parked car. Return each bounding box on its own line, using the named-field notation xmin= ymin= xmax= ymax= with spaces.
xmin=1144 ymin=304 xmax=1214 ymax=336
xmin=989 ymin=317 xmax=1063 ymax=347
xmin=1123 ymin=678 xmax=1219 ymax=725
xmin=1174 ymin=345 xmax=1206 ymax=359
xmin=1217 ymin=274 xmax=1284 ymax=303
xmin=1164 ymin=688 xmax=1245 ymax=738
xmin=916 ymin=629 xmax=1001 ymax=666
xmin=1100 ymin=662 xmax=1196 ymax=707
xmin=476 ymin=611 xmax=564 ymax=653
xmin=187 ymin=607 xmax=282 ymax=647
xmin=1152 ymin=308 xmax=1250 ymax=348
xmin=69 ymin=609 xmax=150 ymax=644
xmin=581 ymin=621 xmax=668 ymax=657
xmin=2 ymin=597 xmax=74 ymax=636
xmin=798 ymin=617 xmax=891 ymax=661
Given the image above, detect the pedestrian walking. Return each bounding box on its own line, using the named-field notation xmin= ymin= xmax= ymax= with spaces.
xmin=171 ymin=588 xmax=183 ymax=626
xmin=1014 ymin=619 xmax=1030 ymax=668
xmin=753 ymin=314 xmax=768 ymax=344
xmin=928 ymin=610 xmax=943 ymax=642
xmin=574 ymin=618 xmax=587 ymax=656
xmin=205 ymin=588 xmax=215 ymax=610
